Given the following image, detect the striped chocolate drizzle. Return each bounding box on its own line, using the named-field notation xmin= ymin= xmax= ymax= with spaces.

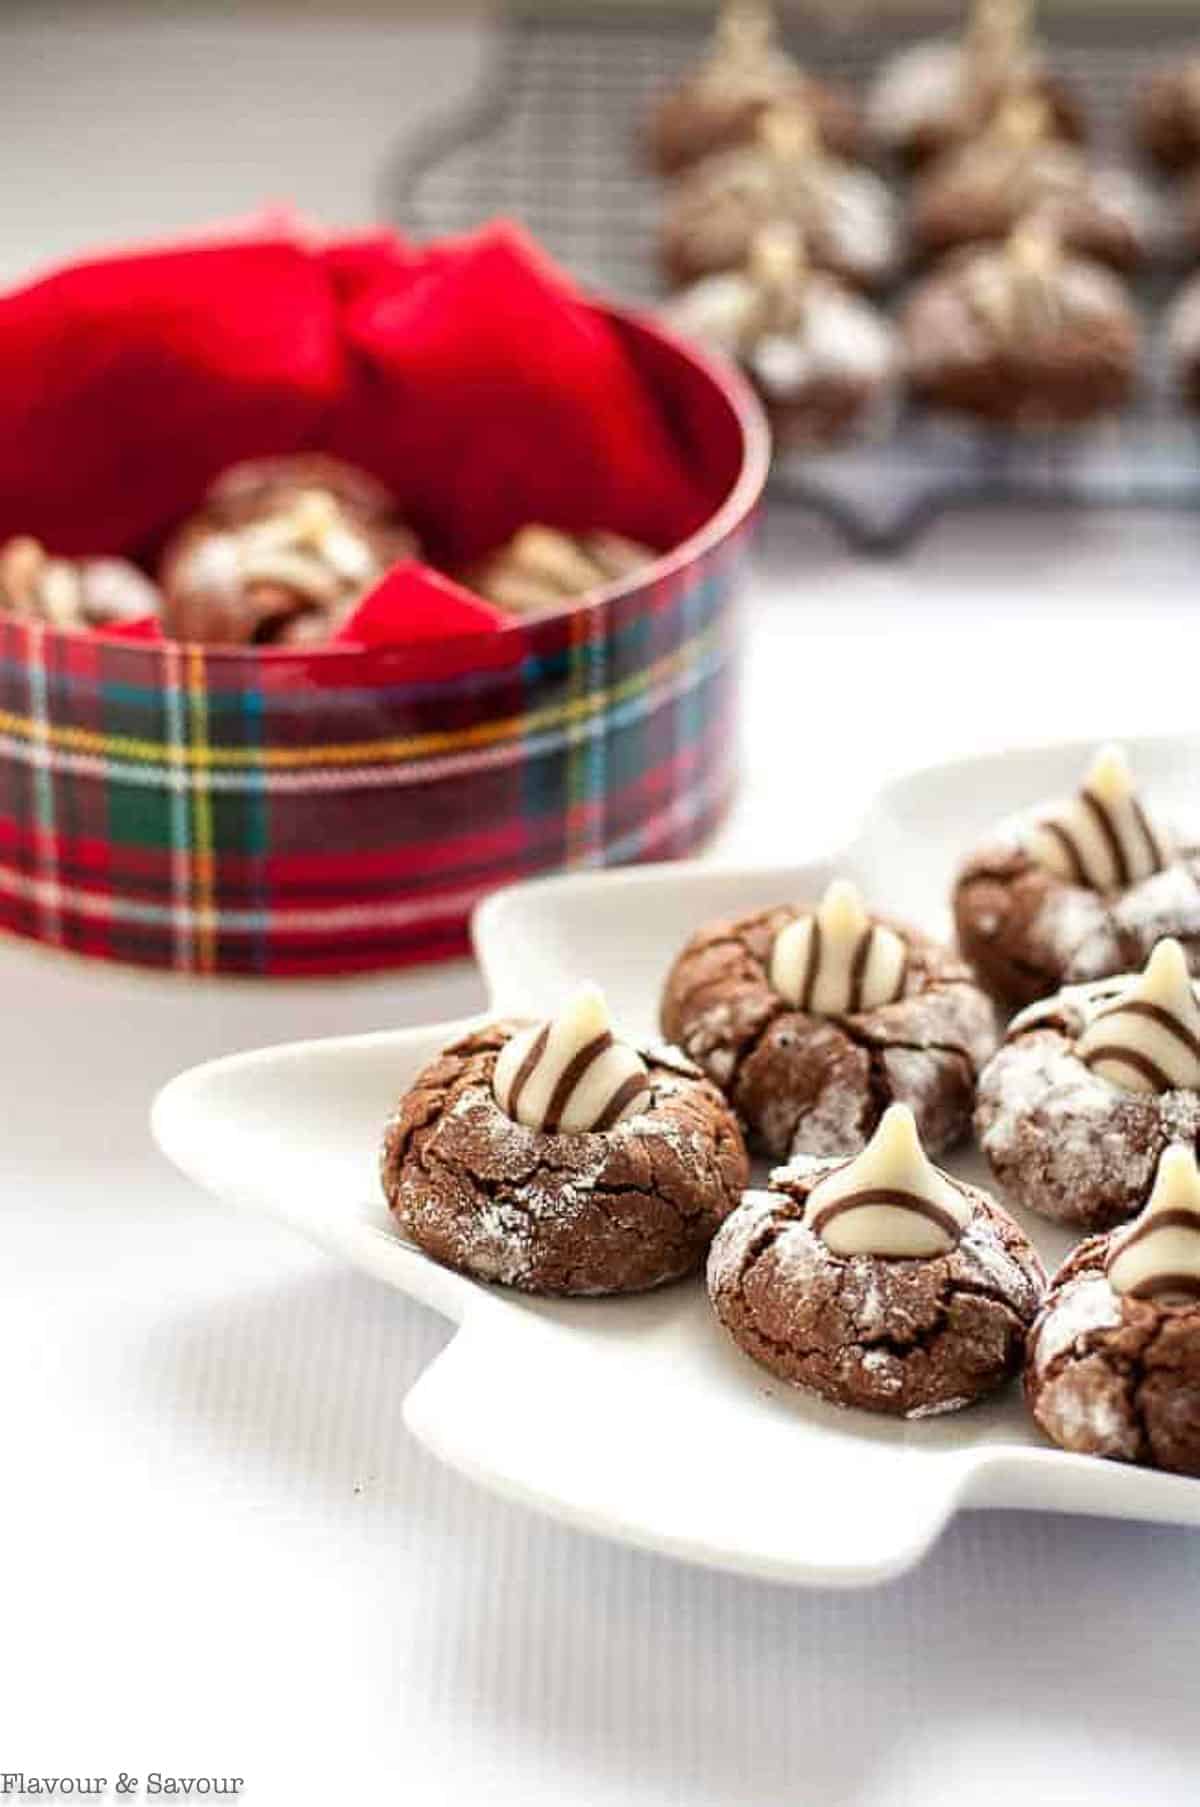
xmin=847 ymin=926 xmax=906 ymax=1015
xmin=1077 ymin=788 xmax=1165 ymax=887
xmin=1091 ymin=998 xmax=1200 ymax=1056
xmin=503 ymin=1024 xmax=550 ymax=1122
xmin=1132 ymin=794 xmax=1167 ymax=873
xmin=798 ymin=917 xmax=823 ymax=1013
xmin=800 ymin=1103 xmax=972 ymax=1258
xmin=504 ymin=1025 xmax=642 ymax=1134
xmin=1080 ymin=998 xmax=1200 ymax=1094
xmin=1120 ymin=1272 xmax=1200 ymax=1302
xmin=1080 ymin=1044 xmax=1173 ymax=1092
xmin=542 ymin=1030 xmax=613 ymax=1134
xmin=1080 ymin=786 xmax=1131 ymax=887
xmin=1037 ymin=786 xmax=1137 ymax=891
xmin=807 ymin=1185 xmax=965 ymax=1246
xmin=492 ymin=986 xmax=653 ymax=1135
xmin=1104 ymin=1142 xmax=1200 ymax=1301
xmin=1037 ymin=819 xmax=1088 ymax=887
xmin=592 ymin=1070 xmax=655 ymax=1132
xmin=1111 ymin=1207 xmax=1200 ymax=1255
xmin=1076 ymin=941 xmax=1200 ymax=1097
xmin=775 ymin=879 xmax=908 ymax=1019
xmin=1026 ymin=748 xmax=1170 ymax=893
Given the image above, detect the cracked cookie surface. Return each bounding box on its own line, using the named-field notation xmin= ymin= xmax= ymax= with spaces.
xmin=659 ymin=906 xmax=996 ymax=1161
xmin=708 ymin=1158 xmax=1045 ymax=1418
xmin=380 ymin=1023 xmax=749 ymax=1296
xmin=1026 ymin=1237 xmax=1200 ymax=1475
xmin=953 ymin=836 xmax=1200 ymax=1011
xmin=975 ymin=985 xmax=1200 ymax=1230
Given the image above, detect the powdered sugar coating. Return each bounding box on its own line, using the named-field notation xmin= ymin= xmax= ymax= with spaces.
xmin=1031 ymin=1272 xmax=1122 ymax=1373
xmin=954 ymin=805 xmax=1200 ymax=1010
xmin=382 ymin=1022 xmax=748 ymax=1296
xmin=661 ymin=903 xmax=998 ymax=1163
xmin=1034 ymin=883 xmax=1118 ymax=983
xmin=707 ymin=1158 xmax=1045 ymax=1418
xmin=867 ymin=40 xmax=964 ymax=146
xmin=910 ymin=134 xmax=1160 ymax=269
xmin=705 ymin=1186 xmax=781 ymax=1296
xmin=665 ymin=266 xmax=896 ymax=439
xmin=976 ymin=988 xmax=1200 ymax=1228
xmin=1167 ymin=271 xmax=1200 ymax=366
xmin=663 ymin=144 xmax=899 ymax=290
xmin=1034 ymin=1354 xmax=1138 ymax=1457
xmin=1025 ymin=1234 xmax=1200 ymax=1473
xmin=751 ymin=284 xmax=895 ymax=391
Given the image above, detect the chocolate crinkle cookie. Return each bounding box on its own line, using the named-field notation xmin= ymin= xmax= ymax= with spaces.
xmin=647 ymin=0 xmax=861 ymax=174
xmin=901 ymin=222 xmax=1138 ymax=429
xmin=661 ymin=105 xmax=899 ymax=294
xmin=1166 ymin=270 xmax=1200 ymax=412
xmin=381 ymin=987 xmax=748 ymax=1297
xmin=954 ymin=743 xmax=1200 ymax=1009
xmin=1026 ymin=1142 xmax=1200 ymax=1475
xmin=1179 ymin=165 xmax=1200 ymax=262
xmin=464 ymin=525 xmax=654 ymax=616
xmin=865 ymin=0 xmax=1083 ymax=168
xmin=665 ymin=222 xmax=897 ymax=450
xmin=909 ymin=94 xmax=1158 ymax=273
xmin=976 ymin=936 xmax=1200 ymax=1231
xmin=160 ymin=454 xmax=418 ymax=646
xmin=1134 ymin=54 xmax=1200 ymax=175
xmin=659 ymin=878 xmax=997 ymax=1162
xmin=0 ymin=535 xmax=161 ymax=632
xmin=708 ymin=1104 xmax=1046 ymax=1417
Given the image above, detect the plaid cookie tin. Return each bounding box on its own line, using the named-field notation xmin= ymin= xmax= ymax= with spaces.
xmin=0 ymin=310 xmax=767 ymax=977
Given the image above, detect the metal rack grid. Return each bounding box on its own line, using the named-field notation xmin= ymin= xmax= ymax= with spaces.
xmin=383 ymin=8 xmax=1200 ymax=551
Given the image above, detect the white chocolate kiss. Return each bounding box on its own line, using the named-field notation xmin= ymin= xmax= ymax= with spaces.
xmin=802 ymin=1104 xmax=972 ymax=1258
xmin=1075 ymin=938 xmax=1200 ymax=1096
xmin=492 ymin=984 xmax=652 ymax=1135
xmin=770 ymin=878 xmax=907 ymax=1016
xmin=1023 ymin=743 xmax=1172 ymax=893
xmin=1106 ymin=1142 xmax=1200 ymax=1302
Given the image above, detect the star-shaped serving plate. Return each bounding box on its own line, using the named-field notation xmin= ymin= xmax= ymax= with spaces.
xmin=152 ymin=734 xmax=1200 ymax=1587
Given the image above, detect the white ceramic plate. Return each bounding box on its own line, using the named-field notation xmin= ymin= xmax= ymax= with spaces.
xmin=152 ymin=733 xmax=1200 ymax=1587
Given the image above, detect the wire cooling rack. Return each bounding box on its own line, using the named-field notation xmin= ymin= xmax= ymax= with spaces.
xmin=382 ymin=7 xmax=1200 ymax=551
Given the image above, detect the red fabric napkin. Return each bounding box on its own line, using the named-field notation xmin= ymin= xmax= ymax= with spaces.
xmin=97 ymin=616 xmax=163 ymax=642
xmin=330 ymin=223 xmax=709 ymax=564
xmin=335 ymin=563 xmax=508 ymax=647
xmin=0 ymin=237 xmax=342 ymax=558
xmin=0 ymin=219 xmax=713 ymax=648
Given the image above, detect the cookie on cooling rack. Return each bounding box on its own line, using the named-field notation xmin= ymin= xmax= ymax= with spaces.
xmin=647 ymin=0 xmax=862 ymax=174
xmin=901 ymin=221 xmax=1138 ymax=429
xmin=1026 ymin=1141 xmax=1200 ymax=1475
xmin=954 ymin=742 xmax=1200 ymax=1010
xmin=661 ymin=104 xmax=900 ymax=293
xmin=381 ymin=985 xmax=748 ymax=1296
xmin=659 ymin=877 xmax=997 ymax=1162
xmin=1134 ymin=52 xmax=1200 ymax=175
xmin=866 ymin=0 xmax=1084 ymax=167
xmin=708 ymin=1103 xmax=1045 ymax=1418
xmin=665 ymin=222 xmax=898 ymax=448
xmin=909 ymin=92 xmax=1158 ymax=273
xmin=1167 ymin=269 xmax=1200 ymax=411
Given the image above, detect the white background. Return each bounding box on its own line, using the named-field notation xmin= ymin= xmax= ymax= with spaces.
xmin=3 ymin=9 xmax=1200 ymax=1806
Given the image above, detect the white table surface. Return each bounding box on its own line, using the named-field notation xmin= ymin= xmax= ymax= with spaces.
xmin=3 ymin=10 xmax=1200 ymax=1806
